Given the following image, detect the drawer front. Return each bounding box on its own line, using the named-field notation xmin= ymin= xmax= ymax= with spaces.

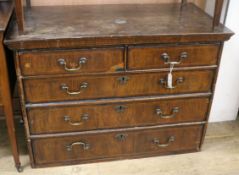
xmin=19 ymin=48 xmax=124 ymax=76
xmin=134 ymin=125 xmax=203 ymax=154
xmin=28 ymin=98 xmax=209 ymax=134
xmin=33 ymin=130 xmax=135 ymax=165
xmin=128 ymin=44 xmax=219 ymax=70
xmin=24 ymin=70 xmax=214 ymax=103
xmin=32 ymin=125 xmax=203 ymax=165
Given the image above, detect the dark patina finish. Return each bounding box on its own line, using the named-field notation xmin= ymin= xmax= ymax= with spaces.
xmin=5 ymin=1 xmax=233 ymax=168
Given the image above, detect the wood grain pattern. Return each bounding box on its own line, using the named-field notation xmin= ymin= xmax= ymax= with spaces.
xmin=27 ymin=97 xmax=209 ymax=134
xmin=23 ymin=70 xmax=214 ymax=103
xmin=19 ymin=47 xmax=124 ymax=76
xmin=128 ymin=44 xmax=220 ymax=70
xmin=13 ymin=0 xmax=205 ymax=34
xmin=5 ymin=3 xmax=233 ymax=50
xmin=32 ymin=125 xmax=203 ymax=165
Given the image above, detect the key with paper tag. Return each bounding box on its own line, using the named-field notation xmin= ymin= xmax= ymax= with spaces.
xmin=167 ymin=64 xmax=174 ymax=89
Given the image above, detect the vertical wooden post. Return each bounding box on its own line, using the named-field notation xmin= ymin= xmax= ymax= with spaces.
xmin=213 ymin=0 xmax=224 ymax=28
xmin=15 ymin=0 xmax=24 ymax=33
xmin=0 ymin=34 xmax=22 ymax=172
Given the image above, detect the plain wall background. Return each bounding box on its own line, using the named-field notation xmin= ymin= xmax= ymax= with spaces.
xmin=206 ymin=0 xmax=239 ymax=122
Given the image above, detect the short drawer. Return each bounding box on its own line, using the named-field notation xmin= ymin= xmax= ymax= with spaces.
xmin=128 ymin=44 xmax=219 ymax=70
xmin=32 ymin=125 xmax=203 ymax=165
xmin=23 ymin=70 xmax=214 ymax=103
xmin=19 ymin=47 xmax=124 ymax=76
xmin=28 ymin=97 xmax=209 ymax=134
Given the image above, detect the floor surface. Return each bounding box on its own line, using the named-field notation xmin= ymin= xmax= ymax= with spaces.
xmin=0 ymin=118 xmax=239 ymax=175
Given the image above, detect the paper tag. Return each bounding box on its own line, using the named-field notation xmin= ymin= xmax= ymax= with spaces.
xmin=167 ymin=72 xmax=173 ymax=88
xmin=167 ymin=64 xmax=174 ymax=88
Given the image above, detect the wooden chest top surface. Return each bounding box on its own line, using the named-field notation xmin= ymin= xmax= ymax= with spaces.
xmin=5 ymin=3 xmax=233 ymax=50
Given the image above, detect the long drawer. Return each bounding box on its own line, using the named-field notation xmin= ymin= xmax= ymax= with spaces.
xmin=32 ymin=125 xmax=203 ymax=165
xmin=19 ymin=47 xmax=125 ymax=76
xmin=128 ymin=44 xmax=219 ymax=70
xmin=23 ymin=70 xmax=214 ymax=103
xmin=28 ymin=97 xmax=209 ymax=134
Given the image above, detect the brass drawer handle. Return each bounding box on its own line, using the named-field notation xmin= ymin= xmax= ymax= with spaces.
xmin=159 ymin=77 xmax=184 ymax=89
xmin=161 ymin=52 xmax=188 ymax=65
xmin=156 ymin=107 xmax=179 ymax=119
xmin=153 ymin=136 xmax=175 ymax=148
xmin=66 ymin=141 xmax=90 ymax=151
xmin=115 ymin=105 xmax=127 ymax=113
xmin=115 ymin=134 xmax=128 ymax=141
xmin=64 ymin=114 xmax=89 ymax=126
xmin=58 ymin=57 xmax=87 ymax=72
xmin=117 ymin=76 xmax=129 ymax=85
xmin=61 ymin=82 xmax=88 ymax=95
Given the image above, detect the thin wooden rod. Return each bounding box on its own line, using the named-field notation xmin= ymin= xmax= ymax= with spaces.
xmin=15 ymin=0 xmax=24 ymax=33
xmin=213 ymin=0 xmax=224 ymax=28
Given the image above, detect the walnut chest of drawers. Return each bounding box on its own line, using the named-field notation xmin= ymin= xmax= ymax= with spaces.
xmin=5 ymin=3 xmax=233 ymax=168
